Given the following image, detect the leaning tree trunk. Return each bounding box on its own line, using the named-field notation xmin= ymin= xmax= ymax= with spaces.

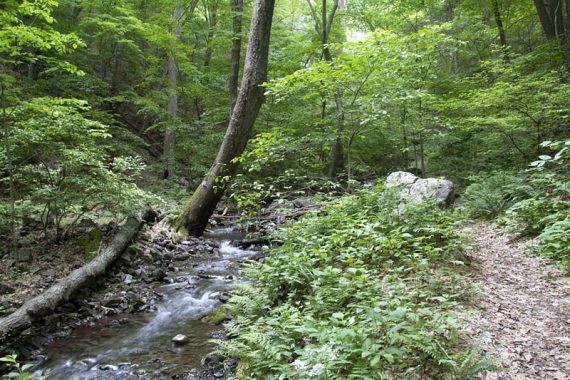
xmin=0 ymin=217 xmax=141 ymax=342
xmin=229 ymin=0 xmax=244 ymax=115
xmin=176 ymin=0 xmax=276 ymax=237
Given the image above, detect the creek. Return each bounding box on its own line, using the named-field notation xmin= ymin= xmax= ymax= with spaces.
xmin=37 ymin=228 xmax=257 ymax=379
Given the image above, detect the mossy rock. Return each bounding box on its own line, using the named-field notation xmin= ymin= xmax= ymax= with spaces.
xmin=202 ymin=305 xmax=232 ymax=325
xmin=78 ymin=228 xmax=102 ymax=259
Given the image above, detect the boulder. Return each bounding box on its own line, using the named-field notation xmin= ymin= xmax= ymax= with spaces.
xmin=386 ymin=171 xmax=455 ymax=205
xmin=172 ymin=334 xmax=189 ymax=345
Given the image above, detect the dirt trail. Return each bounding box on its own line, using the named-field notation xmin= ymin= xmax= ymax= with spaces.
xmin=464 ymin=223 xmax=570 ymax=379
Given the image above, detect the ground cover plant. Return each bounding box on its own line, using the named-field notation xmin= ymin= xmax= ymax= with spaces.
xmin=218 ymin=185 xmax=497 ymax=379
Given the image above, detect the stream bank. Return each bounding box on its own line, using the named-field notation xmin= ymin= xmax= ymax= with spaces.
xmin=2 ymin=224 xmax=265 ymax=379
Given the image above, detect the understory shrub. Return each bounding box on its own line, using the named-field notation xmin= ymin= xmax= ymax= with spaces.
xmin=218 ymin=185 xmax=496 ymax=379
xmin=539 ymin=218 xmax=570 ymax=271
xmin=462 ymin=172 xmax=531 ymax=219
xmin=465 ymin=140 xmax=570 ymax=271
xmin=0 ymin=98 xmax=155 ymax=242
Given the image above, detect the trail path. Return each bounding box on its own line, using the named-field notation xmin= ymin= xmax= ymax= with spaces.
xmin=465 ymin=223 xmax=570 ymax=379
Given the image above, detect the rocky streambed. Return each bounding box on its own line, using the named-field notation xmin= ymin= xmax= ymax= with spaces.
xmin=14 ymin=227 xmax=263 ymax=379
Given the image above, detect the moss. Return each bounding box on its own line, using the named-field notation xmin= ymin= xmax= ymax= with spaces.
xmin=202 ymin=305 xmax=231 ymax=325
xmin=78 ymin=228 xmax=102 ymax=259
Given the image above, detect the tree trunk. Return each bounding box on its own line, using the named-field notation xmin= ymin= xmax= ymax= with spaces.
xmin=0 ymin=217 xmax=142 ymax=342
xmin=229 ymin=0 xmax=244 ymax=115
xmin=327 ymin=92 xmax=344 ymax=178
xmin=565 ymin=0 xmax=570 ymax=65
xmin=203 ymin=2 xmax=218 ymax=68
xmin=534 ymin=0 xmax=557 ymax=39
xmin=550 ymin=0 xmax=566 ymax=40
xmin=320 ymin=0 xmax=344 ymax=179
xmin=534 ymin=0 xmax=565 ymax=40
xmin=176 ymin=0 xmax=276 ymax=237
xmin=491 ymin=0 xmax=510 ymax=62
xmin=162 ymin=4 xmax=184 ymax=180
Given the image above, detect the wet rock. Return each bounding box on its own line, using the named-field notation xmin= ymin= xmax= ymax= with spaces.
xmin=162 ymin=252 xmax=174 ymax=261
xmin=100 ymin=364 xmax=119 ymax=371
xmin=17 ymin=248 xmax=33 ymax=263
xmin=101 ymin=296 xmax=127 ymax=309
xmin=202 ymin=305 xmax=231 ymax=325
xmin=218 ymin=292 xmax=231 ymax=303
xmin=124 ymin=274 xmax=134 ymax=284
xmin=173 ymin=253 xmax=191 ymax=261
xmin=201 ymin=353 xmax=224 ymax=368
xmin=141 ymin=208 xmax=159 ymax=224
xmin=80 ymin=358 xmax=97 ymax=367
xmin=44 ymin=269 xmax=56 ymax=279
xmin=0 ymin=282 xmax=15 ymax=295
xmin=119 ymin=251 xmax=133 ymax=266
xmin=149 ymin=248 xmax=163 ymax=261
xmin=172 ymin=334 xmax=189 ymax=345
xmin=151 ymin=268 xmax=166 ymax=282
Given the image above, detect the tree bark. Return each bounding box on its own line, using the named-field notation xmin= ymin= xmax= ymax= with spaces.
xmin=534 ymin=0 xmax=565 ymax=40
xmin=176 ymin=0 xmax=276 ymax=237
xmin=0 ymin=217 xmax=142 ymax=342
xmin=306 ymin=0 xmax=344 ymax=178
xmin=565 ymin=0 xmax=570 ymax=64
xmin=229 ymin=0 xmax=244 ymax=115
xmin=491 ymin=0 xmax=510 ymax=62
xmin=162 ymin=4 xmax=184 ymax=180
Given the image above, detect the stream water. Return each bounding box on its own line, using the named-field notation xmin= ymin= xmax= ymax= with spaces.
xmin=38 ymin=228 xmax=256 ymax=379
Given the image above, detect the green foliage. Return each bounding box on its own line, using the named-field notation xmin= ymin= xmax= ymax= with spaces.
xmin=0 ymin=98 xmax=155 ymax=239
xmin=462 ymin=172 xmax=531 ymax=219
xmin=0 ymin=354 xmax=46 ymax=380
xmin=539 ymin=218 xmax=570 ymax=271
xmin=465 ymin=140 xmax=570 ymax=271
xmin=217 ymin=185 xmax=493 ymax=379
xmin=0 ymin=0 xmax=84 ymax=72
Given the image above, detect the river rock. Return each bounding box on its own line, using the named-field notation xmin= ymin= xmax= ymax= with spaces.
xmin=385 ymin=171 xmax=455 ymax=205
xmin=100 ymin=364 xmax=119 ymax=371
xmin=0 ymin=282 xmax=15 ymax=295
xmin=172 ymin=334 xmax=189 ymax=345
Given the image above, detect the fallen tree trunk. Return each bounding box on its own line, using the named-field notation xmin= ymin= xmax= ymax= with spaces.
xmin=0 ymin=216 xmax=142 ymax=343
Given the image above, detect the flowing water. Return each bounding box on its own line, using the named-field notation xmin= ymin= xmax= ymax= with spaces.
xmin=38 ymin=229 xmax=257 ymax=379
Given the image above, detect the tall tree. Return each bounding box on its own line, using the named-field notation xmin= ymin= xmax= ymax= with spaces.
xmin=229 ymin=0 xmax=244 ymax=114
xmin=162 ymin=2 xmax=185 ymax=179
xmin=534 ymin=0 xmax=570 ymax=64
xmin=491 ymin=0 xmax=510 ymax=62
xmin=306 ymin=0 xmax=345 ymax=179
xmin=176 ymin=0 xmax=276 ymax=236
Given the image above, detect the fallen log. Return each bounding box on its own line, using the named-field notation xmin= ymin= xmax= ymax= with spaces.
xmin=0 ymin=216 xmax=142 ymax=343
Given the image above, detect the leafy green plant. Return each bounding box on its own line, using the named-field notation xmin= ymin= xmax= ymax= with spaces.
xmin=217 ymin=185 xmax=495 ymax=379
xmin=539 ymin=218 xmax=570 ymax=271
xmin=0 ymin=98 xmax=155 ymax=241
xmin=0 ymin=354 xmax=46 ymax=380
xmin=462 ymin=172 xmax=531 ymax=219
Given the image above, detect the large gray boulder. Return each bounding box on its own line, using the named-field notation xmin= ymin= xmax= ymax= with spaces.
xmin=386 ymin=171 xmax=455 ymax=205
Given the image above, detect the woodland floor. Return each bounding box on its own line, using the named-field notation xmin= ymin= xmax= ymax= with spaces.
xmin=465 ymin=223 xmax=570 ymax=380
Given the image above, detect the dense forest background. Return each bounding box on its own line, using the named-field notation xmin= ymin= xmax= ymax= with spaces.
xmin=1 ymin=0 xmax=570 ymax=239
xmin=1 ymin=1 xmax=570 ymax=378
